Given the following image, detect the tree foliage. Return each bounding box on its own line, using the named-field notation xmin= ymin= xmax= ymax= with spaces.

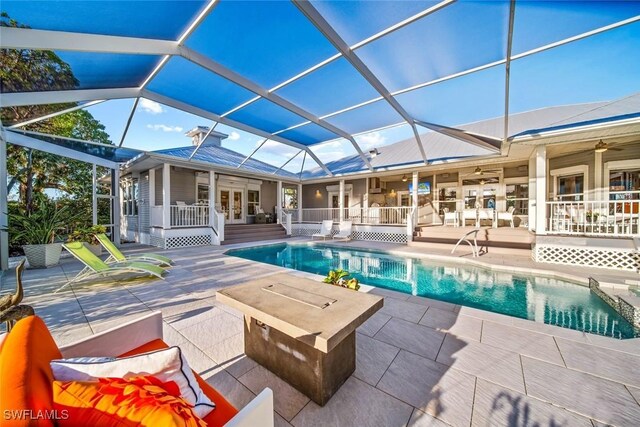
xmin=1 ymin=12 xmax=113 ymax=216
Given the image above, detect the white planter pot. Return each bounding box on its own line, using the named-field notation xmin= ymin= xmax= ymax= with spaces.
xmin=84 ymin=243 xmax=103 ymax=256
xmin=22 ymin=243 xmax=63 ymax=268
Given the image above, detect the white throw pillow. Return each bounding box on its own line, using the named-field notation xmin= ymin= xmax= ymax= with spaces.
xmin=51 ymin=346 xmax=215 ymax=418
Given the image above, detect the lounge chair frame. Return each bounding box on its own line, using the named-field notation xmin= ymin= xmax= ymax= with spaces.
xmin=95 ymin=233 xmax=173 ymax=266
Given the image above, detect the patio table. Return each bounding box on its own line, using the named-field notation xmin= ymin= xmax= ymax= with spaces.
xmin=217 ymin=273 xmax=383 ymax=406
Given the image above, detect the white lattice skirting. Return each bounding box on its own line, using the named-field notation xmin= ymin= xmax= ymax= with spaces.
xmin=149 ymin=234 xmax=211 ymax=249
xmin=292 ymin=225 xmax=407 ymax=244
xmin=533 ymin=244 xmax=640 ymax=271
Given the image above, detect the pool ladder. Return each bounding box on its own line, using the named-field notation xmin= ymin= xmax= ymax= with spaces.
xmin=451 ymin=229 xmax=480 ymax=257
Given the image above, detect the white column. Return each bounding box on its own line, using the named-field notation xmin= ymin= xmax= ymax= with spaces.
xmin=339 ymin=179 xmax=345 ymax=222
xmin=113 ymin=168 xmax=121 ymax=245
xmin=0 ymin=129 xmax=8 ymax=271
xmin=276 ymin=180 xmax=283 ymax=224
xmin=412 ymin=170 xmax=419 ymax=204
xmin=208 ymin=171 xmax=216 ymax=225
xmin=148 ymin=168 xmax=156 ymax=207
xmin=533 ymin=145 xmax=547 ymax=235
xmin=162 ymin=163 xmax=171 ymax=229
xmin=297 ymin=183 xmax=302 ymax=223
xmin=92 ymin=164 xmax=98 ymax=226
xmin=594 ymin=151 xmax=603 ymax=202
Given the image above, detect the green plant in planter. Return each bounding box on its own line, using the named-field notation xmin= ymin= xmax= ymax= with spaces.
xmin=323 ymin=269 xmax=360 ymax=291
xmin=10 ymin=202 xmax=70 ymax=245
xmin=67 ymin=225 xmax=107 ymax=245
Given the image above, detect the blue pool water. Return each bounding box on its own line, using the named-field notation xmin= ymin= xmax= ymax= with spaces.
xmin=227 ymin=243 xmax=637 ymax=339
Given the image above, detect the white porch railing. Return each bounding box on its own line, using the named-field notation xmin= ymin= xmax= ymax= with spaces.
xmin=212 ymin=208 xmax=225 ymax=242
xmin=295 ymin=207 xmax=413 ymax=225
xmin=547 ymin=200 xmax=640 ymax=236
xmin=170 ymin=205 xmax=210 ymax=228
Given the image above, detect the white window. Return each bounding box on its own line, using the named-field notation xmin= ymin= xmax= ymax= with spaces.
xmin=557 ymin=174 xmax=584 ymax=201
xmin=506 ymin=182 xmax=529 ymax=215
xmin=122 ymin=178 xmax=138 ymax=216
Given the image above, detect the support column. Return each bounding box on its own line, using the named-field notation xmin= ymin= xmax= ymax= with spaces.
xmin=162 ymin=163 xmax=171 ymax=229
xmin=92 ymin=164 xmax=98 ymax=226
xmin=0 ymin=129 xmax=8 ymax=271
xmin=276 ymin=180 xmax=283 ymax=224
xmin=533 ymin=145 xmax=547 ymax=235
xmin=208 ymin=171 xmax=216 ymax=226
xmin=411 ymin=172 xmax=419 ymax=208
xmin=594 ymin=151 xmax=603 ymax=202
xmin=297 ymin=183 xmax=303 ymax=223
xmin=339 ymin=179 xmax=345 ymax=222
xmin=148 ymin=169 xmax=156 ymax=208
xmin=113 ymin=168 xmax=121 ymax=245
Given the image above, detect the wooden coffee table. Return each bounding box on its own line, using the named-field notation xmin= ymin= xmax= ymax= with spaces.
xmin=217 ymin=273 xmax=383 ymax=406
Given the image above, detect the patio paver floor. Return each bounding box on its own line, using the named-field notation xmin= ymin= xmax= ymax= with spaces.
xmin=2 ymin=238 xmax=640 ymax=426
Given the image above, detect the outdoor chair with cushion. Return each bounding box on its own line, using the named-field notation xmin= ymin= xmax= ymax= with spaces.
xmin=333 ymin=221 xmax=353 ymax=241
xmin=461 ymin=209 xmax=478 ymax=227
xmin=95 ymin=233 xmax=173 ymax=266
xmin=58 ymin=241 xmax=166 ymax=292
xmin=312 ymin=220 xmax=333 ymax=240
xmin=497 ymin=206 xmax=516 ymax=228
xmin=0 ymin=312 xmax=274 ymax=427
xmin=443 ymin=208 xmax=458 ymax=227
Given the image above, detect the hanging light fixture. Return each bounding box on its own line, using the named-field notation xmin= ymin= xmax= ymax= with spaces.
xmin=401 ymin=175 xmax=408 ymax=182
xmin=474 ymin=166 xmax=482 ymax=175
xmin=594 ymin=140 xmax=608 ymax=153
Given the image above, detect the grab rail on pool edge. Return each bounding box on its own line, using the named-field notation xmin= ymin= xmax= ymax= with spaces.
xmin=451 ymin=229 xmax=480 ymax=257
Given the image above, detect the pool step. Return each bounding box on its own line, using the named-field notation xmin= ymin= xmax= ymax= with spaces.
xmin=222 ymin=223 xmax=289 ymax=245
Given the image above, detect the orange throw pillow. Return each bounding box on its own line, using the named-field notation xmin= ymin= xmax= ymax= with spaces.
xmin=53 ymin=375 xmax=207 ymax=427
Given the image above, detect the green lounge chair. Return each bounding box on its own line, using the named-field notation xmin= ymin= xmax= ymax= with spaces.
xmin=94 ymin=233 xmax=173 ymax=267
xmin=57 ymin=242 xmax=165 ymax=292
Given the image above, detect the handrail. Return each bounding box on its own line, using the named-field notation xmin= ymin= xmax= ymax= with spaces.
xmin=451 ymin=229 xmax=480 ymax=257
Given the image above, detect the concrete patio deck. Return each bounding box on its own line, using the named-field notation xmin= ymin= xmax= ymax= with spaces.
xmin=2 ymin=238 xmax=640 ymax=426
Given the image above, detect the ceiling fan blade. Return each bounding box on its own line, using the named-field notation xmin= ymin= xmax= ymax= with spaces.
xmin=609 ymin=147 xmax=624 ymax=151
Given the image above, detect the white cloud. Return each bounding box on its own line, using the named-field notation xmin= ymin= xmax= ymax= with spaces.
xmin=355 ymin=131 xmax=386 ymax=149
xmin=139 ymin=98 xmax=164 ymax=115
xmin=146 ymin=124 xmax=184 ymax=132
xmin=228 ymin=131 xmax=240 ymax=141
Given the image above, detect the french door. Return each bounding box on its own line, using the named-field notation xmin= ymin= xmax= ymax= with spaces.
xmin=219 ymin=188 xmax=245 ymax=224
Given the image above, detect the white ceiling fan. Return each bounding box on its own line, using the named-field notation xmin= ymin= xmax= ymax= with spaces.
xmin=463 ymin=166 xmax=501 ymax=177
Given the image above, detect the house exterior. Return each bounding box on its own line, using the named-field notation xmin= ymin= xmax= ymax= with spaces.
xmin=115 ymin=95 xmax=640 ymax=272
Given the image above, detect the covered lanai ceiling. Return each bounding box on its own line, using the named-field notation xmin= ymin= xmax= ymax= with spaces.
xmin=1 ymin=0 xmax=640 ymax=178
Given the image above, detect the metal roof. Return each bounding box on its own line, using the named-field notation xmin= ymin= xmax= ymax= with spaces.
xmin=1 ymin=1 xmax=639 ymax=178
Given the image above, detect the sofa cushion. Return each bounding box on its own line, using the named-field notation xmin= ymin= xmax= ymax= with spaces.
xmin=0 ymin=315 xmax=62 ymax=427
xmin=120 ymin=339 xmax=239 ymax=427
xmin=51 ymin=346 xmax=215 ymax=418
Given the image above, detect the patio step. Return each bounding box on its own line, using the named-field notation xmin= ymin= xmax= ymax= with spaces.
xmin=222 ymin=223 xmax=288 ymax=245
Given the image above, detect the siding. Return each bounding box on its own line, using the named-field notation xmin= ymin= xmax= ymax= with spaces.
xmin=302 ymin=182 xmax=331 ymax=208
xmin=154 ymin=168 xmax=196 ymax=204
xmin=504 ymin=164 xmax=528 ymax=178
xmin=261 ymin=181 xmax=277 ymax=214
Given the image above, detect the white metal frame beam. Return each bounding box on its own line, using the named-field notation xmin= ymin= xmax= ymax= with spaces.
xmin=238 ymin=138 xmax=268 ymax=168
xmin=188 ymin=121 xmax=218 ymax=160
xmin=414 ymin=120 xmax=501 ymax=152
xmin=273 ymin=150 xmax=303 ymax=175
xmin=0 ymin=87 xmax=140 ymax=107
xmin=293 ymin=0 xmax=429 ymax=164
xmin=502 ymin=0 xmax=516 ymax=154
xmin=4 ymin=130 xmax=119 ymax=169
xmin=7 ymin=100 xmax=107 ymax=129
xmin=0 ymin=26 xmax=179 ymax=55
xmin=141 ymin=90 xmax=334 ymax=176
xmin=118 ymin=98 xmax=139 ymax=147
xmin=179 ymin=46 xmax=373 ymax=170
xmin=0 ymin=123 xmax=9 ymax=271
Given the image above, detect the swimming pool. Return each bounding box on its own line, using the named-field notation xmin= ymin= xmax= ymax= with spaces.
xmin=226 ymin=242 xmax=637 ymax=339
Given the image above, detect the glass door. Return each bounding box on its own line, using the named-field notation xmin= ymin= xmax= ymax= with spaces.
xmin=219 ymin=189 xmax=230 ymax=221
xmin=232 ymin=190 xmax=244 ymax=223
